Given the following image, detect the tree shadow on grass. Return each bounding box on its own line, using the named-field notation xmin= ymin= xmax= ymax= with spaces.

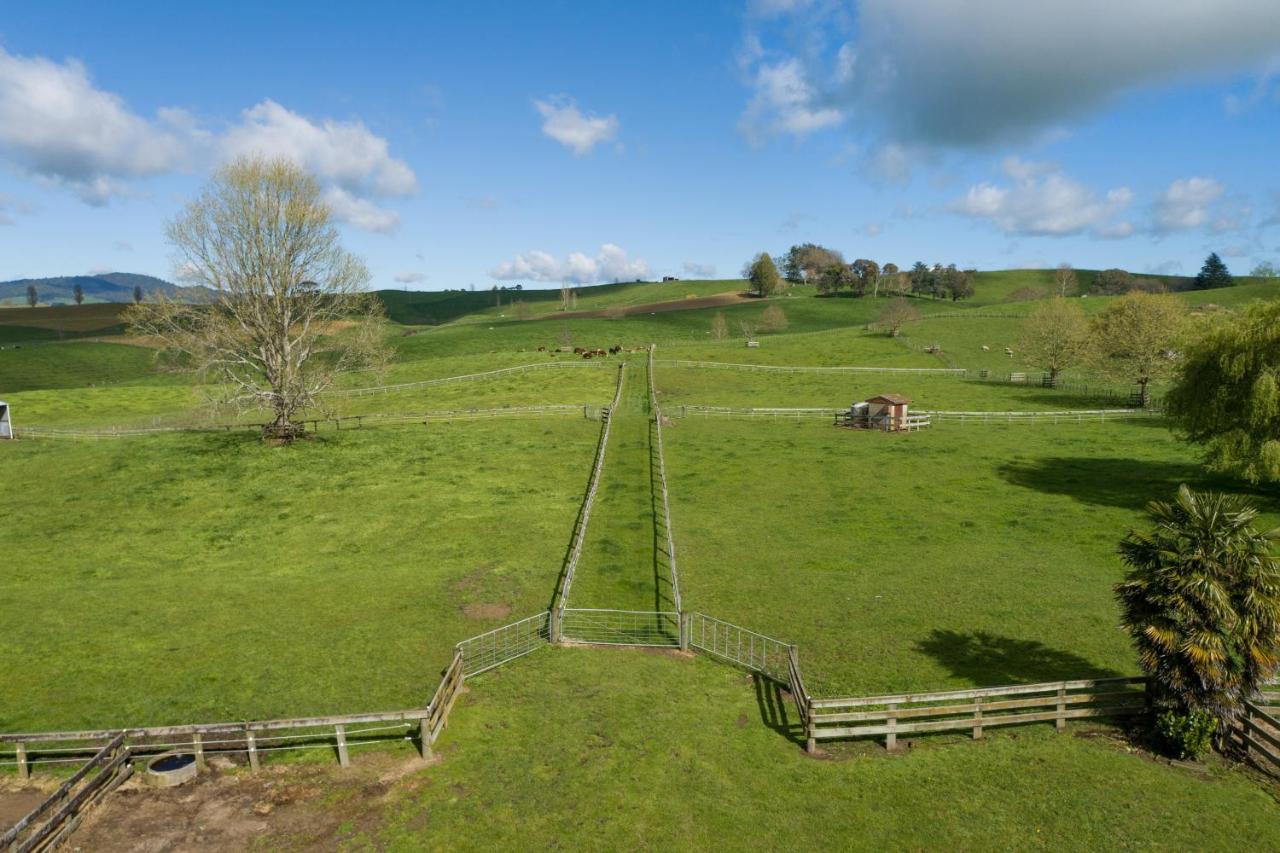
xmin=995 ymin=456 xmax=1263 ymax=511
xmin=915 ymin=630 xmax=1124 ymax=686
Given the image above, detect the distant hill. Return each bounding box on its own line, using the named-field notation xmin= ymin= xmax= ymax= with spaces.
xmin=0 ymin=273 xmax=209 ymax=306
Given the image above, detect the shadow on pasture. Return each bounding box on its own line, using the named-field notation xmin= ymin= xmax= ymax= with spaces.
xmin=997 ymin=456 xmax=1203 ymax=510
xmin=753 ymin=673 xmax=804 ymax=747
xmin=914 ymin=630 xmax=1123 ymax=686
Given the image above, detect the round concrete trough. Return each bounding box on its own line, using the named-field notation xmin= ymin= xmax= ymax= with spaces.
xmin=145 ymin=751 xmax=198 ymax=787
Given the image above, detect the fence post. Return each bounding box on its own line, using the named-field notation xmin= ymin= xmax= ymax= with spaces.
xmin=679 ymin=612 xmax=690 ymax=651
xmin=246 ymin=730 xmax=260 ymax=770
xmin=973 ymin=696 xmax=984 ymax=740
xmin=417 ymin=715 xmax=433 ymax=761
xmin=335 ymin=724 xmax=350 ymax=768
xmin=193 ymin=732 xmax=206 ymax=769
xmin=885 ymin=704 xmax=898 ymax=751
xmin=16 ymin=742 xmax=28 ymax=780
xmin=1055 ymin=686 xmax=1067 ymax=732
xmin=550 ymin=608 xmax=562 ymax=644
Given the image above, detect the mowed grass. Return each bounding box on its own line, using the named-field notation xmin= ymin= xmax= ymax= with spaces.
xmin=0 ymin=420 xmax=597 ymax=731
xmin=362 ymin=647 xmax=1280 ymax=851
xmin=661 ymin=417 xmax=1280 ymax=695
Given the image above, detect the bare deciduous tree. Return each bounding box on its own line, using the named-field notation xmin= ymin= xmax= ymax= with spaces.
xmin=759 ymin=304 xmax=788 ymax=331
xmin=1017 ymin=297 xmax=1089 ymax=384
xmin=126 ymin=156 xmax=389 ymax=440
xmin=710 ymin=311 xmax=729 ymax=341
xmin=1054 ymin=263 xmax=1078 ymax=297
xmin=875 ymin=297 xmax=920 ymax=337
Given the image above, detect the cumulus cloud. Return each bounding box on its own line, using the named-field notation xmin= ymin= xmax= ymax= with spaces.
xmin=744 ymin=1 xmax=1280 ymax=149
xmin=738 ymin=57 xmax=843 ymax=144
xmin=0 ymin=47 xmax=188 ymax=204
xmin=220 ymin=99 xmax=416 ymax=231
xmin=534 ymin=96 xmax=618 ymax=156
xmin=393 ymin=271 xmax=426 ymax=284
xmin=683 ymin=261 xmax=717 ymax=277
xmin=950 ymin=159 xmax=1133 ymax=237
xmin=491 ymin=244 xmax=651 ymax=284
xmin=1152 ymin=177 xmax=1224 ymax=232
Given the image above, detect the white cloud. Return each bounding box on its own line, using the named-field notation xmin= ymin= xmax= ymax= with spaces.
xmin=221 ymin=100 xmax=415 ymax=197
xmin=393 ymin=271 xmax=426 ymax=284
xmin=683 ymin=261 xmax=717 ymax=277
xmin=113 ymin=240 xmax=133 ymax=251
xmin=322 ymin=187 xmax=400 ymax=234
xmin=534 ymin=96 xmax=618 ymax=156
xmin=0 ymin=47 xmax=188 ymax=204
xmin=745 ymin=0 xmax=1280 ymax=149
xmin=1152 ymin=177 xmax=1224 ymax=232
xmin=86 ymin=265 xmax=113 ymax=275
xmin=738 ymin=57 xmax=843 ymax=144
xmin=491 ymin=243 xmax=651 ymax=284
xmin=1145 ymin=260 xmax=1184 ymax=275
xmin=862 ymin=222 xmax=883 ymax=237
xmin=950 ymin=162 xmax=1133 ymax=237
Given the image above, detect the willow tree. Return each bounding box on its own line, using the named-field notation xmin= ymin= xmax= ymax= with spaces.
xmin=128 ymin=156 xmax=388 ymax=440
xmin=1166 ymin=300 xmax=1280 ymax=482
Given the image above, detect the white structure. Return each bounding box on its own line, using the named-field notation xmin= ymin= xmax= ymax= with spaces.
xmin=0 ymin=401 xmax=10 ymax=439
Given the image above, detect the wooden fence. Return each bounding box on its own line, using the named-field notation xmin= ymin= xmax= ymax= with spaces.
xmin=550 ymin=364 xmax=626 ymax=642
xmin=655 ymin=359 xmax=965 ymax=376
xmin=1 ymin=734 xmax=129 ymax=853
xmin=648 ymin=345 xmax=682 ymax=613
xmin=1228 ymin=701 xmax=1280 ymax=779
xmin=804 ymin=677 xmax=1148 ymax=751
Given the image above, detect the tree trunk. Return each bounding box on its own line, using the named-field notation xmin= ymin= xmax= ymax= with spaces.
xmin=1138 ymin=378 xmax=1151 ymax=408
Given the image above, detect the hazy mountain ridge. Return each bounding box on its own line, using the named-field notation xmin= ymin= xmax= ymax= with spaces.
xmin=0 ymin=273 xmax=208 ymax=305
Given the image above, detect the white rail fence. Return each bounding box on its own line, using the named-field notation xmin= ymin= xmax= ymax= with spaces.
xmin=670 ymin=405 xmax=1164 ymax=424
xmin=655 ymin=359 xmax=965 ymax=376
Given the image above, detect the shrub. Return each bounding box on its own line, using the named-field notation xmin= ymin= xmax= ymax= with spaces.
xmin=1156 ymin=710 xmax=1217 ymax=760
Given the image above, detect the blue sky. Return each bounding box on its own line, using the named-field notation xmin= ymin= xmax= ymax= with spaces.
xmin=1 ymin=0 xmax=1278 ymax=290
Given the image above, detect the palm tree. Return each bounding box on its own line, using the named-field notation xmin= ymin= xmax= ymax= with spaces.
xmin=1115 ymin=485 xmax=1280 ymax=725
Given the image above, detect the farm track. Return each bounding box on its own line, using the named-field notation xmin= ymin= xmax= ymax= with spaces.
xmin=564 ymin=357 xmax=662 ymax=611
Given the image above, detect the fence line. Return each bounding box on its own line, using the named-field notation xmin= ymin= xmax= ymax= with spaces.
xmin=550 ymin=364 xmax=627 ymax=641
xmin=648 ymin=346 xmax=682 ymax=614
xmin=683 ymin=612 xmax=792 ymax=685
xmin=1 ymin=733 xmax=129 ymax=852
xmin=805 ymin=677 xmax=1149 ymax=751
xmin=328 ymin=359 xmax=611 ymax=397
xmin=655 ymin=359 xmax=965 ymax=376
xmin=559 ymin=609 xmax=680 ymax=647
xmin=921 ymin=409 xmax=1164 ymax=423
xmin=12 ymin=405 xmax=595 ymax=441
xmin=455 ymin=612 xmax=552 ymax=677
xmin=1227 ymin=701 xmax=1280 ymax=779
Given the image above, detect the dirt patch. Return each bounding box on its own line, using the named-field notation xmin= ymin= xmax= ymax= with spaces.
xmin=67 ymin=752 xmax=432 ymax=851
xmin=0 ymin=785 xmax=53 ymax=828
xmin=461 ymin=602 xmax=512 ymax=620
xmin=554 ymin=291 xmax=753 ymax=320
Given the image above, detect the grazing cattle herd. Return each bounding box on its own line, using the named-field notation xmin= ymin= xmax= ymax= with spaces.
xmin=535 ymin=344 xmax=642 ymax=358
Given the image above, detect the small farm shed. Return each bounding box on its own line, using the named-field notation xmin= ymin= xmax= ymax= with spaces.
xmin=839 ymin=394 xmax=928 ymax=432
xmin=0 ymin=401 xmax=10 ymax=439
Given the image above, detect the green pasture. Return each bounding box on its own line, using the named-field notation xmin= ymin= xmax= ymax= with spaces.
xmin=361 ymin=648 xmax=1280 ymax=851
xmin=0 ymin=421 xmax=596 ymax=731
xmin=661 ymin=417 xmax=1280 ymax=695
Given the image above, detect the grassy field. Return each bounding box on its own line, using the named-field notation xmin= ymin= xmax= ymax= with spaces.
xmin=661 ymin=417 xmax=1280 ymax=695
xmin=0 ymin=421 xmax=597 ymax=731
xmin=5 ymin=277 xmax=1280 ymax=845
xmin=362 ymin=647 xmax=1280 ymax=851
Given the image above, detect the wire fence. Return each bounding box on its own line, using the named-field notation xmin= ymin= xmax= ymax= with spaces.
xmin=560 ymin=609 xmax=681 ymax=647
xmin=684 ymin=613 xmax=793 ymax=685
xmin=551 ymin=364 xmax=627 ymax=638
xmin=655 ymin=359 xmax=965 ymax=376
xmin=328 ymin=359 xmax=611 ymax=397
xmin=648 ymin=346 xmax=681 ymax=614
xmin=455 ymin=612 xmax=552 ymax=677
xmin=921 ymin=409 xmax=1164 ymax=423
